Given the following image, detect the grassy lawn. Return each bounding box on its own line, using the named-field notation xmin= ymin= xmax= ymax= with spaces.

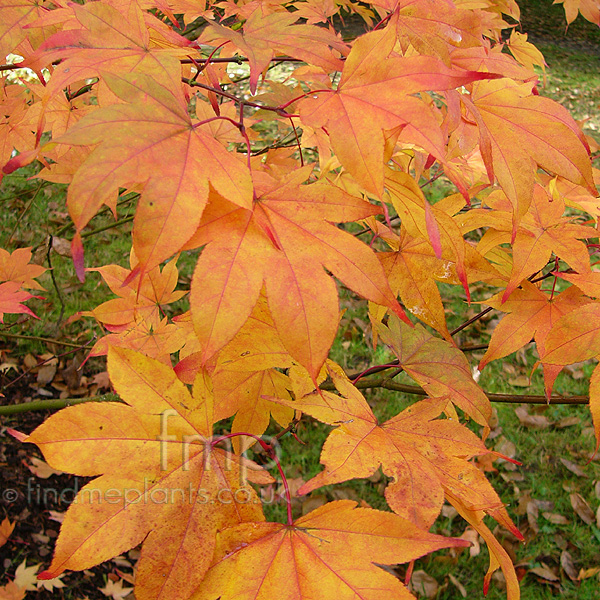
xmin=1 ymin=2 xmax=600 ymax=599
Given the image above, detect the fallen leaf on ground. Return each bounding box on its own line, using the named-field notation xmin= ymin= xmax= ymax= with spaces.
xmin=560 ymin=458 xmax=587 ymax=477
xmin=561 ymin=550 xmax=578 ymax=581
xmin=26 ymin=457 xmax=64 ymax=479
xmin=529 ymin=564 xmax=559 ymax=582
xmin=409 ymin=570 xmax=438 ymax=599
xmin=542 ymin=512 xmax=569 ymax=525
xmin=570 ymin=492 xmax=595 ymax=524
xmin=515 ymin=406 xmax=552 ymax=429
xmin=100 ymin=578 xmax=133 ymax=600
xmin=0 ymin=518 xmax=15 ymax=547
xmin=13 ymin=560 xmax=40 ymax=592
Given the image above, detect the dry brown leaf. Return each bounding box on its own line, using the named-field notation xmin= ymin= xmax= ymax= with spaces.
xmin=36 ymin=361 xmax=57 ymax=386
xmin=560 ymin=458 xmax=588 ymax=477
xmin=561 ymin=550 xmax=578 ymax=581
xmin=527 ymin=501 xmax=539 ymax=533
xmin=508 ymin=375 xmax=530 ymax=387
xmin=460 ymin=527 xmax=481 ymax=557
xmin=555 ymin=416 xmax=581 ymax=428
xmin=515 ymin=405 xmax=552 ymax=429
xmin=529 ymin=564 xmax=560 ymax=582
xmin=542 ymin=512 xmax=569 ymax=525
xmin=27 ymin=457 xmax=63 ymax=479
xmin=409 ymin=570 xmax=438 ymax=599
xmin=570 ymin=492 xmax=595 ymax=524
xmin=448 ymin=573 xmax=467 ymax=597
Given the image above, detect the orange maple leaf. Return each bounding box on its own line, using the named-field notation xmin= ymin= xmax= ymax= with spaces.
xmin=199 ymin=7 xmax=348 ymax=93
xmin=479 ymin=281 xmax=588 ymax=369
xmin=378 ymin=316 xmax=491 ymax=425
xmin=191 ymin=500 xmax=469 ymax=600
xmin=185 ymin=170 xmax=406 ymax=378
xmin=270 ymin=362 xmax=515 ymax=534
xmin=10 ymin=347 xmax=272 ymax=600
xmin=88 ymin=256 xmax=185 ymax=327
xmin=56 ymin=68 xmax=253 ymax=279
xmin=0 ymin=247 xmax=45 ymax=290
xmin=298 ymin=25 xmax=496 ymax=197
xmin=463 ymin=79 xmax=594 ymax=228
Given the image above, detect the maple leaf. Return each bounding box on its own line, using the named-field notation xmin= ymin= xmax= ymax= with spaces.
xmin=478 ymin=281 xmax=589 ymax=369
xmin=463 ymin=79 xmax=594 ymax=227
xmin=10 ymin=347 xmax=272 ymax=600
xmin=298 ymin=25 xmax=497 ymax=197
xmin=185 ymin=170 xmax=406 ymax=378
xmin=0 ymin=518 xmax=15 ymax=548
xmin=0 ymin=0 xmax=47 ymax=59
xmin=100 ymin=578 xmax=133 ymax=600
xmin=0 ymin=247 xmax=45 ymax=290
xmin=0 ymin=281 xmax=40 ymax=323
xmin=191 ymin=500 xmax=469 ymax=600
xmin=554 ymin=0 xmax=600 ymax=25
xmin=22 ymin=0 xmax=191 ymax=98
xmin=199 ymin=7 xmax=347 ymax=93
xmin=270 ymin=362 xmax=517 ymax=534
xmin=390 ymin=0 xmax=486 ymax=61
xmin=88 ymin=255 xmax=185 ymax=327
xmin=56 ymin=67 xmax=253 ymax=279
xmin=446 ymin=491 xmax=520 ymax=600
xmin=377 ymin=316 xmax=491 ymax=426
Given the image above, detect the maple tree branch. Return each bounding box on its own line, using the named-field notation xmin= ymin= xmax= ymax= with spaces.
xmin=0 ymin=63 xmax=24 ymax=72
xmin=47 ymin=235 xmax=66 ymax=332
xmin=0 ymin=332 xmax=85 ymax=348
xmin=0 ymin=394 xmax=121 ymax=416
xmin=319 ymin=376 xmax=589 ymax=405
xmin=183 ymin=79 xmax=296 ymax=117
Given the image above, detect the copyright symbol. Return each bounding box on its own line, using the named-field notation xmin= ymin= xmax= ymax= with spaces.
xmin=2 ymin=489 xmax=18 ymax=502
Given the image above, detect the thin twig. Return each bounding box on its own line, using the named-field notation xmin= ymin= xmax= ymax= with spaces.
xmin=0 ymin=332 xmax=86 ymax=348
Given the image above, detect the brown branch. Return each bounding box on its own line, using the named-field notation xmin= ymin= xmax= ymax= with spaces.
xmin=320 ymin=376 xmax=588 ymax=405
xmin=0 ymin=332 xmax=86 ymax=348
xmin=0 ymin=394 xmax=122 ymax=416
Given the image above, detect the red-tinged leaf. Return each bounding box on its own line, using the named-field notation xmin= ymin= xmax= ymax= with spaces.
xmin=191 ymin=500 xmax=469 ymax=600
xmin=23 ymin=1 xmax=190 ymax=98
xmin=0 ymin=281 xmax=40 ymax=323
xmin=271 ymin=363 xmax=510 ymax=531
xmin=446 ymin=491 xmax=520 ymax=600
xmin=185 ymin=171 xmax=405 ymax=377
xmin=465 ymin=79 xmax=594 ymax=228
xmin=0 ymin=247 xmax=45 ymax=289
xmin=88 ymin=258 xmax=185 ymax=327
xmin=16 ymin=347 xmax=272 ymax=600
xmin=56 ymin=68 xmax=252 ymax=275
xmin=377 ymin=316 xmax=491 ymax=426
xmin=503 ymin=185 xmax=593 ymax=300
xmin=542 ymin=302 xmax=600 ymax=366
xmin=588 ymin=363 xmax=600 ymax=455
xmin=199 ymin=7 xmax=347 ymax=93
xmin=479 ymin=282 xmax=588 ymax=369
xmin=299 ymin=26 xmax=497 ymax=197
